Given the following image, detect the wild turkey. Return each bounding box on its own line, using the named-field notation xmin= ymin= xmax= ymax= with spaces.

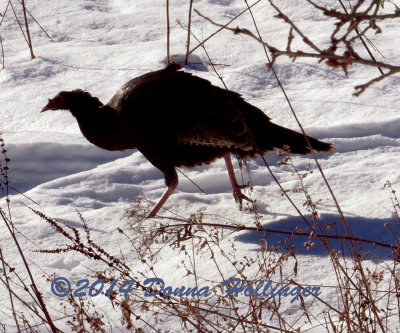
xmin=41 ymin=64 xmax=334 ymax=217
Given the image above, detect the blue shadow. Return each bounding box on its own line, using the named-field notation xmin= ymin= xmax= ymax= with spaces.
xmin=236 ymin=214 xmax=399 ymax=259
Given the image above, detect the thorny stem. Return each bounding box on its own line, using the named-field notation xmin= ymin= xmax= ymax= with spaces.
xmin=0 ymin=249 xmax=21 ymax=332
xmin=0 ymin=209 xmax=59 ymax=332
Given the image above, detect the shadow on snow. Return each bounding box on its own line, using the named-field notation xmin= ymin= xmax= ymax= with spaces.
xmin=236 ymin=214 xmax=399 ymax=260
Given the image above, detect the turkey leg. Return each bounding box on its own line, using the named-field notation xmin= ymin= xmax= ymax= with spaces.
xmin=147 ymin=154 xmax=252 ymax=218
xmin=224 ymin=153 xmax=253 ymax=209
xmin=147 ymin=166 xmax=178 ymax=218
xmin=146 ymin=185 xmax=177 ymax=218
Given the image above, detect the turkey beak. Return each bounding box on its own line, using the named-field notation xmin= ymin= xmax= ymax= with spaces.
xmin=40 ymin=99 xmax=53 ymax=113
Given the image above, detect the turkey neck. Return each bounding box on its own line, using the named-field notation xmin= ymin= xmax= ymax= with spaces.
xmin=70 ymin=103 xmax=137 ymax=151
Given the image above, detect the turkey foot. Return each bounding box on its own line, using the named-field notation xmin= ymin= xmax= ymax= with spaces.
xmin=224 ymin=153 xmax=253 ymax=210
xmin=232 ymin=184 xmax=254 ymax=210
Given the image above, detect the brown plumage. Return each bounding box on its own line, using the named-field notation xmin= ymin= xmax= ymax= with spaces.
xmin=41 ymin=64 xmax=334 ymax=217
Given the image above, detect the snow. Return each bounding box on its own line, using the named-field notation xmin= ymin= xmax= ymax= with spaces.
xmin=0 ymin=0 xmax=400 ymax=331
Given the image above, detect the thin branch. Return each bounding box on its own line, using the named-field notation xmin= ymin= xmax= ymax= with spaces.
xmin=354 ymin=68 xmax=394 ymax=96
xmin=189 ymin=0 xmax=262 ymax=55
xmin=16 ymin=0 xmax=51 ymax=39
xmin=0 ymin=209 xmax=58 ymax=332
xmin=166 ymin=0 xmax=171 ymax=64
xmin=268 ymin=0 xmax=322 ymax=53
xmin=0 ymin=35 xmax=4 ymax=69
xmin=197 ymin=9 xmax=397 ymax=71
xmin=9 ymin=0 xmax=29 ymax=46
xmin=184 ymin=0 xmax=194 ymax=64
xmin=158 ymin=220 xmax=398 ymax=250
xmin=196 ymin=9 xmax=400 ymax=95
xmin=176 ymin=168 xmax=206 ymax=194
xmin=0 ymin=249 xmax=21 ymax=332
xmin=0 ymin=0 xmax=11 ymax=27
xmin=21 ymin=0 xmax=35 ymax=59
xmin=335 ymin=0 xmax=384 ymax=75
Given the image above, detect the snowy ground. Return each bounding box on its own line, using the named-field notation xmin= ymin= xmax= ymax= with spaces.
xmin=1 ymin=0 xmax=400 ymax=331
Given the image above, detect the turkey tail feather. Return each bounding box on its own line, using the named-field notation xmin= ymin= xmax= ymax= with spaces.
xmin=255 ymin=123 xmax=334 ymax=155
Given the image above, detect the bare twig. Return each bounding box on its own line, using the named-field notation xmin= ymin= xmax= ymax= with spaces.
xmin=195 ymin=10 xmax=397 ymax=71
xmin=354 ymin=68 xmax=394 ymax=95
xmin=21 ymin=0 xmax=35 ymax=59
xmin=0 ymin=35 xmax=4 ymax=69
xmin=0 ymin=209 xmax=58 ymax=332
xmin=308 ymin=0 xmax=400 ymax=21
xmin=176 ymin=168 xmax=206 ymax=194
xmin=0 ymin=249 xmax=21 ymax=332
xmin=9 ymin=0 xmax=28 ymax=45
xmin=16 ymin=0 xmax=51 ymax=39
xmin=196 ymin=0 xmax=400 ymax=95
xmin=184 ymin=0 xmax=194 ymax=64
xmin=158 ymin=220 xmax=397 ymax=250
xmin=189 ymin=0 xmax=262 ymax=55
xmin=166 ymin=0 xmax=171 ymax=64
xmin=0 ymin=0 xmax=11 ymax=27
xmin=268 ymin=0 xmax=322 ymax=53
xmin=336 ymin=0 xmax=384 ymax=75
xmin=246 ymin=2 xmax=387 ymax=330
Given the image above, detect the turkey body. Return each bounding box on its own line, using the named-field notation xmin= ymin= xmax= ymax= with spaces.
xmin=41 ymin=64 xmax=333 ymax=217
